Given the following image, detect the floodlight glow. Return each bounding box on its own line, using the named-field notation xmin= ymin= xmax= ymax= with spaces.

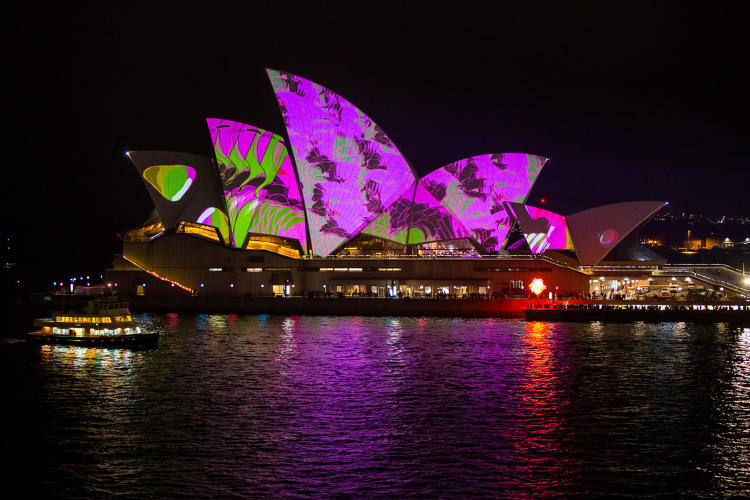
xmin=529 ymin=278 xmax=546 ymax=297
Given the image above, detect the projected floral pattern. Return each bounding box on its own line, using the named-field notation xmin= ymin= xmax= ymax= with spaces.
xmin=419 ymin=153 xmax=547 ymax=252
xmin=207 ymin=118 xmax=307 ymax=250
xmin=408 ymin=183 xmax=472 ymax=244
xmin=361 ymin=184 xmax=416 ymax=244
xmin=504 ymin=202 xmax=572 ymax=254
xmin=268 ymin=69 xmax=416 ymax=256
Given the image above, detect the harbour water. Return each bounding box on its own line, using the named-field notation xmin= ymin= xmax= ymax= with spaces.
xmin=2 ymin=315 xmax=750 ymax=496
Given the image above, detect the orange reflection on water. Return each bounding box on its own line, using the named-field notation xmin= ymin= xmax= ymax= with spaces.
xmin=521 ymin=321 xmax=557 ymax=417
xmin=514 ymin=321 xmax=574 ymax=493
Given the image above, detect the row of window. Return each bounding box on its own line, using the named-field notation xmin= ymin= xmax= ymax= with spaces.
xmin=56 ymin=316 xmax=113 ymax=324
xmin=314 ymin=267 xmax=403 ymax=272
xmin=51 ymin=327 xmax=141 ymax=336
xmin=474 ymin=267 xmax=552 ymax=272
xmin=209 ymin=267 xmax=292 ymax=272
xmin=207 ymin=266 xmax=408 ymax=273
xmin=91 ymin=327 xmax=141 ymax=336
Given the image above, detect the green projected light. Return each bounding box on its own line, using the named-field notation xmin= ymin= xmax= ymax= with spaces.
xmin=207 ymin=118 xmax=307 ymax=251
xmin=196 ymin=206 xmax=230 ymax=243
xmin=142 ymin=165 xmax=196 ymax=202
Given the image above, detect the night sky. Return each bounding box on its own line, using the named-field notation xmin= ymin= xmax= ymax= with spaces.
xmin=3 ymin=3 xmax=748 ymax=282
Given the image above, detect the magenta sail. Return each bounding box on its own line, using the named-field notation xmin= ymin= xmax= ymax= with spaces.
xmin=267 ymin=69 xmax=417 ymax=257
xmin=206 ymin=118 xmax=307 ymax=251
xmin=504 ymin=202 xmax=573 ymax=254
xmin=408 ymin=182 xmax=472 ymax=244
xmin=419 ymin=153 xmax=547 ymax=252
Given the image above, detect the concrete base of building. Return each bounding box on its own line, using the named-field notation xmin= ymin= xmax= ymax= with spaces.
xmin=29 ymin=293 xmax=750 ymax=320
xmin=31 ymin=293 xmax=551 ymax=318
xmin=126 ymin=295 xmax=543 ymax=317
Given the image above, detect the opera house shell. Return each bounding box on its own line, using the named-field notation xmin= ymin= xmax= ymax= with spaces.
xmin=118 ymin=69 xmax=666 ymax=297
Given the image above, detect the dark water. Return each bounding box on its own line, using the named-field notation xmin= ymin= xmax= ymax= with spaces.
xmin=2 ymin=315 xmax=750 ymax=497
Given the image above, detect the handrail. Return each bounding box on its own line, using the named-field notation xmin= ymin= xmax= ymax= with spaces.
xmin=652 ymin=268 xmax=748 ymax=294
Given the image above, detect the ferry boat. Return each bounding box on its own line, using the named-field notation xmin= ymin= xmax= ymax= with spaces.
xmin=27 ymin=297 xmax=158 ymax=347
xmin=523 ymin=302 xmax=750 ymax=323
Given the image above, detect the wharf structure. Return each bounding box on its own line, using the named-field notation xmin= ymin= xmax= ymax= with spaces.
xmin=107 ymin=69 xmax=750 ymax=303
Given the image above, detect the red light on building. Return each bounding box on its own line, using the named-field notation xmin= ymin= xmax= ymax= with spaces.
xmin=529 ymin=278 xmax=546 ymax=297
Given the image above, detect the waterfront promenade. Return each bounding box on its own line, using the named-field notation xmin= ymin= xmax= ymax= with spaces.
xmin=29 ymin=294 xmax=750 ymax=319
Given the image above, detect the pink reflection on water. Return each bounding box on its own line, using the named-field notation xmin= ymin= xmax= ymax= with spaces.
xmin=166 ymin=312 xmax=179 ymax=331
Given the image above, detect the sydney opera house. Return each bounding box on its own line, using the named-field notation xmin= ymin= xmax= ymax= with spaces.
xmin=113 ymin=69 xmax=675 ymax=299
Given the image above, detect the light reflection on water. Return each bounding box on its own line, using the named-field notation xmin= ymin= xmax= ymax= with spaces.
xmin=3 ymin=316 xmax=750 ymax=497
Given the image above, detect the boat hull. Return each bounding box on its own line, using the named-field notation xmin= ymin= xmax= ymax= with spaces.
xmin=27 ymin=331 xmax=159 ymax=347
xmin=523 ymin=308 xmax=750 ymax=323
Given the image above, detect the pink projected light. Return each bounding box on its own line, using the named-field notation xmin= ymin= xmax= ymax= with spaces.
xmin=267 ymin=69 xmax=417 ymax=257
xmin=408 ymin=183 xmax=472 ymax=244
xmin=361 ymin=183 xmax=416 ymax=244
xmin=206 ymin=118 xmax=307 ymax=250
xmin=419 ymin=154 xmax=547 ymax=252
xmin=504 ymin=202 xmax=572 ymax=254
